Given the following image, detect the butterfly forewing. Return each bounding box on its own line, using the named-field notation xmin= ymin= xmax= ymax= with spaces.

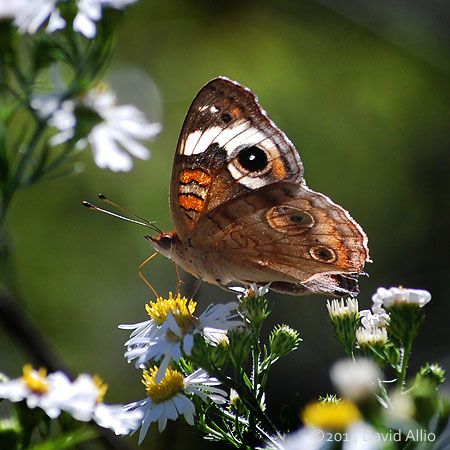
xmin=170 ymin=77 xmax=304 ymax=240
xmin=159 ymin=76 xmax=369 ymax=296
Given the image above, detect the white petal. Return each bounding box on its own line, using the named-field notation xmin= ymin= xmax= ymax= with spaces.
xmin=73 ymin=13 xmax=96 ymax=38
xmin=183 ymin=334 xmax=194 ymax=355
xmin=154 ymin=353 xmax=171 ymax=384
xmin=138 ymin=410 xmax=153 ymax=445
xmin=93 ymin=404 xmax=144 ymax=435
xmin=46 ymin=9 xmax=65 ymax=32
xmin=157 ymin=410 xmax=168 ymax=432
xmin=165 ymin=400 xmax=178 ymax=420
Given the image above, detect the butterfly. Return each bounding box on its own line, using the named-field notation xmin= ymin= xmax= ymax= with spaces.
xmin=150 ymin=77 xmax=369 ymax=296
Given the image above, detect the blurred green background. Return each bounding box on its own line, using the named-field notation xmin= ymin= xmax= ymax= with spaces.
xmin=2 ymin=0 xmax=450 ymax=448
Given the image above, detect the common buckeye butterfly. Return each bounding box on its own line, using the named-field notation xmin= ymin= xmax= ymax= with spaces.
xmin=148 ymin=77 xmax=370 ymax=296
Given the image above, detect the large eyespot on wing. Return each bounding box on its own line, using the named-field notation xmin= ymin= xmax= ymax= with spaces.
xmin=266 ymin=205 xmax=315 ymax=235
xmin=175 ymin=77 xmax=303 ymax=179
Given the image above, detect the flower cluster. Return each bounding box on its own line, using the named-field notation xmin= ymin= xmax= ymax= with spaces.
xmin=327 ymin=287 xmax=432 ymax=372
xmin=121 ymin=292 xmax=242 ymax=381
xmin=1 ymin=283 xmax=446 ymax=449
xmin=119 ymin=292 xmax=242 ymax=440
xmin=33 ymin=84 xmax=162 ymax=172
xmin=0 ymin=365 xmax=142 ymax=435
xmin=311 ymin=287 xmax=448 ymax=450
xmin=7 ymin=0 xmax=139 ymax=38
xmin=1 ymin=0 xmax=162 ymax=236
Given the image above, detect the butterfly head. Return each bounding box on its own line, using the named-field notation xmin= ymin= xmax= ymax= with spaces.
xmin=146 ymin=232 xmax=174 ymax=256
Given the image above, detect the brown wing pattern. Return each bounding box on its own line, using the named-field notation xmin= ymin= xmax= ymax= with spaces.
xmin=170 ymin=77 xmax=304 ymax=240
xmin=193 ymin=182 xmax=369 ymax=295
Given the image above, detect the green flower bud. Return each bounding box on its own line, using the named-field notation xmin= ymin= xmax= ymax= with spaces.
xmin=384 ymin=343 xmax=401 ymax=368
xmin=327 ymin=298 xmax=360 ymax=355
xmin=228 ymin=389 xmax=245 ymax=415
xmin=416 ymin=363 xmax=445 ymax=389
xmin=241 ymin=290 xmax=270 ymax=330
xmin=228 ymin=328 xmax=252 ymax=368
xmin=269 ymin=324 xmax=301 ymax=357
xmin=209 ymin=341 xmax=229 ymax=369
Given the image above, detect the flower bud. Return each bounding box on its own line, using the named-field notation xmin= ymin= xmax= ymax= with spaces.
xmin=327 ymin=299 xmax=360 ymax=353
xmin=416 ymin=363 xmax=445 ymax=389
xmin=241 ymin=291 xmax=270 ymax=330
xmin=269 ymin=324 xmax=301 ymax=357
xmin=228 ymin=329 xmax=252 ymax=368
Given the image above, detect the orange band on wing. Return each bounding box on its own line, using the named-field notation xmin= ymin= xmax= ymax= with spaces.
xmin=272 ymin=157 xmax=287 ymax=179
xmin=179 ymin=194 xmax=206 ymax=212
xmin=180 ymin=169 xmax=212 ymax=186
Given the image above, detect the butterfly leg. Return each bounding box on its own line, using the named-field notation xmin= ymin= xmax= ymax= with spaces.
xmin=138 ymin=252 xmax=160 ymax=299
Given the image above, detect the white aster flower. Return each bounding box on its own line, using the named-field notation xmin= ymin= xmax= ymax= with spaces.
xmin=46 ymin=372 xmax=106 ymax=421
xmin=31 ymin=85 xmax=161 ymax=171
xmin=121 ymin=293 xmax=242 ymax=383
xmin=372 ymin=287 xmax=431 ymax=309
xmin=359 ymin=308 xmax=390 ymax=329
xmin=0 ymin=365 xmax=144 ymax=436
xmin=203 ymin=326 xmax=229 ymax=346
xmin=230 ymin=282 xmax=271 ymax=299
xmin=330 ymin=359 xmax=380 ymax=402
xmin=83 ymin=86 xmax=161 ymax=171
xmin=0 ymin=365 xmax=52 ymax=413
xmin=356 ymin=326 xmax=388 ymax=346
xmin=282 ymin=397 xmax=381 ymax=450
xmin=11 ymin=0 xmax=138 ymax=36
xmin=326 ymin=298 xmax=359 ymax=319
xmin=0 ymin=366 xmax=104 ymax=421
xmin=125 ymin=367 xmax=227 ymax=444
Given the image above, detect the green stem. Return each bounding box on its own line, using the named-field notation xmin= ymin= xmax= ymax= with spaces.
xmin=252 ymin=331 xmax=260 ymax=394
xmin=397 ymin=341 xmax=412 ymax=391
xmin=345 ymin=344 xmax=355 ymax=361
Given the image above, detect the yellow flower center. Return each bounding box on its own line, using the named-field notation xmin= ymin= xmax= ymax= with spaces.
xmin=146 ymin=292 xmax=197 ymax=328
xmin=93 ymin=374 xmax=108 ymax=403
xmin=21 ymin=365 xmax=49 ymax=395
xmin=143 ymin=367 xmax=185 ymax=403
xmin=302 ymin=399 xmax=361 ymax=431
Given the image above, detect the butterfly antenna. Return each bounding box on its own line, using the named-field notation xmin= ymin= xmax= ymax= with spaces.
xmin=98 ymin=194 xmax=162 ymax=233
xmin=82 ymin=201 xmax=155 ymax=229
xmin=139 ymin=252 xmax=160 ymax=299
xmin=82 ymin=195 xmax=161 ymax=234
